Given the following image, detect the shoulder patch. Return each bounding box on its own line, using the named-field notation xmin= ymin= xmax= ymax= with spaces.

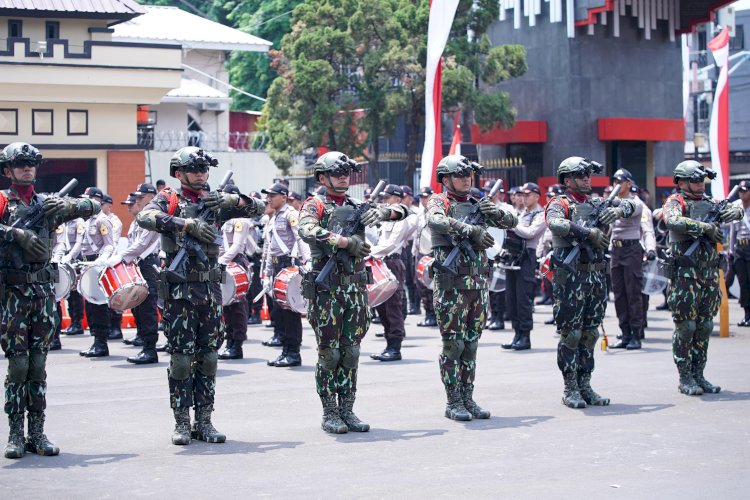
xmin=55 ymin=225 xmax=64 ymax=234
xmin=99 ymin=224 xmax=109 ymax=236
xmin=288 ymin=212 xmax=299 ymax=227
xmin=77 ymin=223 xmax=85 ymax=234
xmin=234 ymin=221 xmax=243 ymax=232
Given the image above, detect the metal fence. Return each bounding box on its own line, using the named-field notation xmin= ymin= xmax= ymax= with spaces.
xmin=137 ymin=129 xmax=267 ymax=152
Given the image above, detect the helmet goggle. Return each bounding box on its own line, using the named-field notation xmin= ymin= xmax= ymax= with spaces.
xmin=7 ymin=145 xmax=42 ymax=167
xmin=327 ymin=156 xmax=362 ymax=177
xmin=685 ymin=169 xmax=716 ymax=183
xmin=181 ymin=150 xmax=217 ymax=173
xmin=451 ymin=161 xmax=482 ymax=179
xmin=567 ymin=158 xmax=603 ymax=180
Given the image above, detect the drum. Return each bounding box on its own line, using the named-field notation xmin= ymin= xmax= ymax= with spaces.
xmin=273 ymin=267 xmax=307 ymax=314
xmin=365 ymin=257 xmax=398 ymax=307
xmin=221 ymin=262 xmax=251 ymax=306
xmin=642 ymin=259 xmax=669 ymax=296
xmin=54 ymin=263 xmax=75 ymax=302
xmin=539 ymin=252 xmax=553 ymax=280
xmin=485 ymin=227 xmax=506 ymax=260
xmin=417 ymin=226 xmax=433 ymax=256
xmin=416 ymin=255 xmax=434 ymax=290
xmin=77 ymin=264 xmax=108 ymax=305
xmin=489 ymin=264 xmax=506 ymax=292
xmin=99 ymin=261 xmax=149 ymax=311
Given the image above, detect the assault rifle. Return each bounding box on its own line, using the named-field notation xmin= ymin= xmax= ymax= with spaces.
xmin=560 ymin=183 xmax=622 ymax=273
xmin=166 ymin=170 xmax=233 ymax=281
xmin=433 ymin=178 xmax=504 ymax=276
xmin=9 ymin=178 xmax=78 ymax=268
xmin=314 ymin=180 xmax=387 ymax=290
xmin=683 ymin=184 xmax=741 ymax=262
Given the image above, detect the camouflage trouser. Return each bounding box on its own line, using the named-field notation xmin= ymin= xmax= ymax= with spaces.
xmin=434 ymin=286 xmax=487 ymax=386
xmin=308 ymin=288 xmax=369 ymax=397
xmin=668 ymin=272 xmax=720 ymax=370
xmin=1 ymin=289 xmax=57 ymax=415
xmin=164 ymin=297 xmax=221 ymax=409
xmin=553 ymin=270 xmax=607 ymax=374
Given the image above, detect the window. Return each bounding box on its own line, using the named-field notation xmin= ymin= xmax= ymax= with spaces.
xmin=0 ymin=109 xmax=18 ymax=135
xmin=8 ymin=20 xmax=22 ymax=38
xmin=730 ymin=25 xmax=745 ymax=51
xmin=32 ymin=109 xmax=53 ymax=135
xmin=67 ymin=110 xmax=88 ymax=136
xmin=45 ymin=21 xmax=60 ymax=39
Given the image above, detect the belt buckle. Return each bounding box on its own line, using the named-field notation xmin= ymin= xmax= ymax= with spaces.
xmin=613 ymin=240 xmax=622 ymax=248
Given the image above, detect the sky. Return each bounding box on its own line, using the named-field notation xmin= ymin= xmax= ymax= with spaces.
xmin=734 ymin=0 xmax=750 ymax=11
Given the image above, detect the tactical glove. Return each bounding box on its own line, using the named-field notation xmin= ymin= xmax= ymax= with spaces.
xmin=361 ymin=207 xmax=391 ymax=227
xmin=43 ymin=197 xmax=76 ymax=219
xmin=470 ymin=226 xmax=495 ymax=249
xmin=700 ymin=222 xmax=723 ymax=244
xmin=599 ymin=207 xmax=625 ymax=225
xmin=345 ymin=235 xmax=371 ymax=258
xmin=479 ymin=198 xmax=502 ymax=218
xmin=719 ymin=205 xmax=743 ymax=223
xmin=586 ymin=228 xmax=610 ymax=250
xmin=184 ymin=218 xmax=217 ymax=244
xmin=204 ymin=192 xmax=240 ymax=211
xmin=12 ymin=228 xmax=47 ymax=261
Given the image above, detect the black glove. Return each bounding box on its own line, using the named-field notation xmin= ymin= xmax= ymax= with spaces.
xmin=586 ymin=228 xmax=610 ymax=250
xmin=184 ymin=218 xmax=217 ymax=244
xmin=646 ymin=250 xmax=657 ymax=261
xmin=204 ymin=192 xmax=239 ymax=211
xmin=700 ymin=222 xmax=723 ymax=244
xmin=43 ymin=197 xmax=75 ymax=219
xmin=12 ymin=228 xmax=48 ymax=261
xmin=345 ymin=235 xmax=371 ymax=258
xmin=470 ymin=226 xmax=495 ymax=249
xmin=479 ymin=198 xmax=502 ymax=218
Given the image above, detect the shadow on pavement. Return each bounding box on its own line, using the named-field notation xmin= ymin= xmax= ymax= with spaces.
xmin=582 ymin=403 xmax=673 ymax=416
xmin=699 ymin=391 xmax=750 ymax=402
xmin=495 ymin=347 xmax=558 ymax=354
xmin=361 ymin=359 xmax=432 ymax=366
xmin=215 ymin=369 xmax=246 ymax=378
xmin=463 ymin=415 xmax=554 ymax=430
xmin=176 ymin=440 xmax=303 ymax=456
xmin=332 ymin=428 xmax=447 ymax=443
xmin=110 ymin=362 xmax=164 ymax=369
xmin=3 ymin=452 xmax=138 ymax=469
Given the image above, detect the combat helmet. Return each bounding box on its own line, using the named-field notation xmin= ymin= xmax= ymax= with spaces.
xmin=0 ymin=142 xmax=42 ymax=172
xmin=673 ymin=160 xmax=716 ymax=184
xmin=557 ymin=156 xmax=604 ymax=184
xmin=169 ymin=147 xmax=218 ymax=178
xmin=435 ymin=155 xmax=481 ymax=183
xmin=313 ymin=151 xmax=361 ymax=177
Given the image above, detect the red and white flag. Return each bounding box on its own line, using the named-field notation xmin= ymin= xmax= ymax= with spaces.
xmin=448 ymin=111 xmax=461 ymax=156
xmin=420 ymin=0 xmax=460 ymax=193
xmin=708 ymin=28 xmax=730 ymax=199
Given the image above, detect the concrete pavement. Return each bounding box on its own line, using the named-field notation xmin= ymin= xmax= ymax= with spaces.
xmin=1 ymin=299 xmax=749 ymax=499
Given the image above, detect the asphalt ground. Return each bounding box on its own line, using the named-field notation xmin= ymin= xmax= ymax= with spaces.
xmin=1 ymin=297 xmax=749 ymax=499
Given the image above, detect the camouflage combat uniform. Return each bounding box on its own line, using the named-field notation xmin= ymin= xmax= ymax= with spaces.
xmin=546 ymin=190 xmax=635 ymax=407
xmin=137 ymin=187 xmax=264 ymax=441
xmin=427 ymin=191 xmax=517 ymax=419
xmin=0 ymin=186 xmax=98 ymax=457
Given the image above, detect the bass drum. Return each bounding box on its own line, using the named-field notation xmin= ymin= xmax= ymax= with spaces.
xmin=54 ymin=263 xmax=75 ymax=302
xmin=273 ymin=267 xmax=307 ymax=314
xmin=77 ymin=265 xmax=108 ymax=305
xmin=485 ymin=227 xmax=506 ymax=261
xmin=539 ymin=252 xmax=553 ymax=281
xmin=221 ymin=262 xmax=251 ymax=306
xmin=364 ymin=257 xmax=398 ymax=308
xmin=415 ymin=255 xmax=434 ymax=290
xmin=642 ymin=259 xmax=669 ymax=295
xmin=417 ymin=225 xmax=433 ymax=256
xmin=489 ymin=265 xmax=506 ymax=292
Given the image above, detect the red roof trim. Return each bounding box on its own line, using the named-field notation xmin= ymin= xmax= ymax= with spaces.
xmin=676 ymin=0 xmax=736 ymax=35
xmin=471 ymin=120 xmax=548 ymax=145
xmin=597 ymin=118 xmax=685 ymax=142
xmin=574 ymin=0 xmax=615 ymax=28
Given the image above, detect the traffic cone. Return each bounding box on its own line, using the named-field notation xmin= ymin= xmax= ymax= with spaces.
xmin=260 ymin=296 xmax=270 ymax=321
xmin=121 ymin=309 xmax=136 ymax=328
xmin=60 ymin=299 xmax=71 ymax=330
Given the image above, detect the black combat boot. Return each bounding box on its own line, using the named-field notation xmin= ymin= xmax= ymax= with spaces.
xmin=320 ymin=395 xmax=348 ymax=434
xmin=562 ymin=372 xmax=587 ymax=408
xmin=127 ymin=346 xmax=158 ymax=364
xmin=677 ymin=364 xmax=704 ymax=396
xmin=267 ymin=343 xmax=287 ymax=366
xmin=544 ymin=317 xmax=556 ymax=325
xmin=4 ymin=413 xmax=25 ymax=459
xmin=338 ymin=392 xmax=370 ymax=432
xmin=739 ymin=308 xmax=750 ymax=327
xmin=274 ymin=345 xmax=302 ymax=367
xmin=407 ymin=303 xmax=421 ymax=315
xmin=261 ymin=335 xmax=282 ymax=347
xmin=192 ymin=404 xmax=226 ymax=443
xmin=218 ymin=340 xmax=243 ymax=360
xmin=62 ymin=320 xmax=84 ymax=336
xmin=460 ymin=383 xmax=490 ymax=419
xmin=155 ymin=343 xmax=168 ymax=352
xmin=370 ymin=338 xmax=402 ymax=361
xmin=501 ymin=331 xmax=520 ymax=349
xmin=626 ymin=328 xmax=642 ymax=350
xmin=693 ymin=364 xmax=721 ymax=394
xmin=49 ymin=332 xmax=62 ymax=351
xmin=611 ymin=326 xmax=632 ymax=349
xmin=25 ymin=411 xmax=59 ymax=456
xmin=79 ymin=337 xmax=109 ymax=357
xmin=578 ymin=372 xmax=610 ymax=406
xmin=172 ymin=407 xmax=191 ymax=445
xmin=487 ymin=319 xmax=505 ymax=330
xmin=247 ymin=313 xmax=262 ymax=325
xmin=123 ymin=334 xmax=142 ymax=346
xmin=417 ymin=312 xmax=437 ymax=327
xmin=444 ymin=384 xmax=472 ymax=421
xmin=108 ymin=326 xmax=123 ymax=340
xmin=512 ymin=331 xmax=531 ymax=351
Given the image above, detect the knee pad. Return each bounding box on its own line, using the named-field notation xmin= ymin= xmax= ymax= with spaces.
xmin=581 ymin=329 xmax=600 ymax=350
xmin=196 ymin=351 xmax=218 ymax=377
xmin=695 ymin=319 xmax=714 ymax=340
xmin=441 ymin=339 xmax=465 ymax=361
xmin=7 ymin=355 xmax=29 ymax=384
xmin=169 ymin=353 xmax=192 ymax=380
xmin=461 ymin=340 xmax=478 ymax=362
xmin=28 ymin=351 xmax=47 ymax=382
xmin=674 ymin=320 xmax=697 ymax=341
xmin=317 ymin=347 xmax=341 ymax=371
xmin=339 ymin=345 xmax=360 ymax=370
xmin=560 ymin=329 xmax=582 ymax=350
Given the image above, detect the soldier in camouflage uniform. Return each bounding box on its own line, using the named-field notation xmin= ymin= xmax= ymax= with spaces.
xmin=427 ymin=155 xmax=517 ymax=421
xmin=137 ymin=147 xmax=265 ymax=445
xmin=298 ymin=152 xmax=407 ymax=434
xmin=0 ymin=142 xmax=99 ymax=458
xmin=546 ymin=157 xmax=636 ymax=409
xmin=662 ymin=160 xmax=743 ymax=396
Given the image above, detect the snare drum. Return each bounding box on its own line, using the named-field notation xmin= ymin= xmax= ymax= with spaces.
xmin=55 ymin=263 xmax=75 ymax=302
xmin=489 ymin=264 xmax=506 ymax=292
xmin=77 ymin=264 xmax=109 ymax=305
xmin=221 ymin=262 xmax=251 ymax=306
xmin=364 ymin=257 xmax=398 ymax=308
xmin=100 ymin=261 xmax=149 ymax=311
xmin=416 ymin=255 xmax=434 ymax=290
xmin=539 ymin=252 xmax=553 ymax=281
xmin=273 ymin=267 xmax=307 ymax=314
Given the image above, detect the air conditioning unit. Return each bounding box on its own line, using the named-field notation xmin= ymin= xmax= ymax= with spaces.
xmin=198 ymin=102 xmax=227 ymax=112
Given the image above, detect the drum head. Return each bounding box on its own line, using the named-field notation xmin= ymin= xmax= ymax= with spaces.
xmin=417 ymin=226 xmax=432 ymax=256
xmin=221 ymin=274 xmax=238 ymax=306
xmin=485 ymin=227 xmax=506 ymax=261
xmin=729 ymin=278 xmax=740 ymax=299
xmin=642 ymin=260 xmax=669 ymax=295
xmin=109 ymin=283 xmax=148 ymax=312
xmin=284 ymin=270 xmax=307 ymax=314
xmin=55 ymin=263 xmax=74 ymax=302
xmin=77 ymin=266 xmax=108 ymax=305
xmin=489 ymin=265 xmax=506 ymax=292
